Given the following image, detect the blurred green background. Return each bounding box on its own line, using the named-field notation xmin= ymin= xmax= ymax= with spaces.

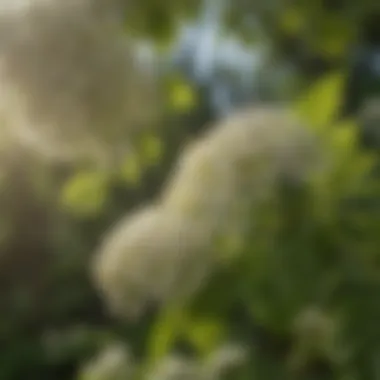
xmin=0 ymin=0 xmax=380 ymax=379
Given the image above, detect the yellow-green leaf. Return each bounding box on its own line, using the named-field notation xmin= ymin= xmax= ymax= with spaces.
xmin=147 ymin=304 xmax=189 ymax=365
xmin=140 ymin=134 xmax=163 ymax=166
xmin=119 ymin=154 xmax=142 ymax=186
xmin=184 ymin=317 xmax=225 ymax=355
xmin=61 ymin=171 xmax=109 ymax=216
xmin=280 ymin=8 xmax=304 ymax=35
xmin=168 ymin=77 xmax=197 ymax=112
xmin=295 ymin=71 xmax=346 ymax=129
xmin=329 ymin=120 xmax=358 ymax=156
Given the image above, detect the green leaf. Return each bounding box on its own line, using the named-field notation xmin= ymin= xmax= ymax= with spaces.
xmin=296 ymin=71 xmax=346 ymax=128
xmin=184 ymin=316 xmax=225 ymax=355
xmin=61 ymin=171 xmax=109 ymax=217
xmin=168 ymin=77 xmax=197 ymax=112
xmin=146 ymin=304 xmax=189 ymax=365
xmin=119 ymin=154 xmax=142 ymax=186
xmin=140 ymin=134 xmax=163 ymax=167
xmin=280 ymin=7 xmax=305 ymax=36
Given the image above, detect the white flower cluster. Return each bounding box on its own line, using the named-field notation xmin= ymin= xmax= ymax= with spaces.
xmin=145 ymin=345 xmax=247 ymax=380
xmin=92 ymin=106 xmax=321 ymax=319
xmin=161 ymin=106 xmax=319 ymax=228
xmin=0 ymin=0 xmax=159 ymax=162
xmin=93 ymin=204 xmax=216 ymax=319
xmin=289 ymin=306 xmax=341 ymax=371
xmin=80 ymin=342 xmax=248 ymax=380
xmin=147 ymin=354 xmax=202 ymax=380
xmin=80 ymin=342 xmax=134 ymax=380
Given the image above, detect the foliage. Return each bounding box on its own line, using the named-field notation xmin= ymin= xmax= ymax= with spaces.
xmin=0 ymin=1 xmax=379 ymax=380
